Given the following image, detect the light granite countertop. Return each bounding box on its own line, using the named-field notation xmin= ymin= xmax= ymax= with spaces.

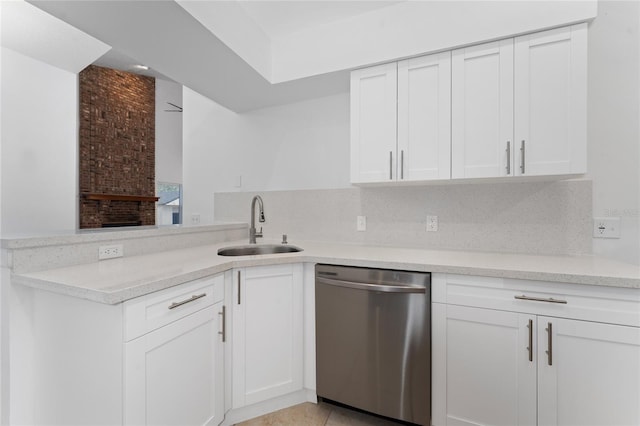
xmin=11 ymin=239 xmax=640 ymax=304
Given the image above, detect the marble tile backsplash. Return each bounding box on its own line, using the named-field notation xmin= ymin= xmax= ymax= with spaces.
xmin=215 ymin=180 xmax=592 ymax=256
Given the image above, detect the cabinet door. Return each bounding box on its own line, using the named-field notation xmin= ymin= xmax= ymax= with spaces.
xmin=232 ymin=264 xmax=303 ymax=408
xmin=537 ymin=317 xmax=640 ymax=426
xmin=350 ymin=62 xmax=398 ymax=183
xmin=452 ymin=39 xmax=514 ymax=179
xmin=432 ymin=304 xmax=536 ymax=426
xmin=125 ymin=304 xmax=225 ymax=426
xmin=398 ymin=52 xmax=451 ymax=181
xmin=514 ymin=24 xmax=587 ymax=177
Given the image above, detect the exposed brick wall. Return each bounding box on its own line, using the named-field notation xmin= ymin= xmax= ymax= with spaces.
xmin=79 ymin=65 xmax=156 ymax=228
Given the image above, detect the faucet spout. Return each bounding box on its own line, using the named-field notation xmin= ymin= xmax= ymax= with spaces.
xmin=249 ymin=195 xmax=265 ymax=244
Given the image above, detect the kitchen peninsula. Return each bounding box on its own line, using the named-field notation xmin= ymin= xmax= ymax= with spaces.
xmin=4 ymin=223 xmax=640 ymax=425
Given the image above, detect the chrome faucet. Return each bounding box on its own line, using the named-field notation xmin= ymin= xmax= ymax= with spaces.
xmin=249 ymin=195 xmax=265 ymax=244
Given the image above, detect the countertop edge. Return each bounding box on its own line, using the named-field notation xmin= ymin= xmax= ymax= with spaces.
xmin=11 ymin=242 xmax=640 ymax=305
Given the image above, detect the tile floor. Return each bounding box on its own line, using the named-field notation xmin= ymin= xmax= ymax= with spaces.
xmin=235 ymin=401 xmax=405 ymax=426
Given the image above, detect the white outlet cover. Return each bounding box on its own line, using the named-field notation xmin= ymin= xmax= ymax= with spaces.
xmin=593 ymin=217 xmax=621 ymax=239
xmin=426 ymin=215 xmax=438 ymax=232
xmin=357 ymin=215 xmax=366 ymax=231
xmin=99 ymin=244 xmax=124 ymax=260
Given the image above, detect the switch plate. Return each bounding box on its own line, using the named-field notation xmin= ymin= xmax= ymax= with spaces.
xmin=357 ymin=215 xmax=367 ymax=231
xmin=99 ymin=244 xmax=123 ymax=260
xmin=593 ymin=217 xmax=621 ymax=238
xmin=426 ymin=215 xmax=438 ymax=232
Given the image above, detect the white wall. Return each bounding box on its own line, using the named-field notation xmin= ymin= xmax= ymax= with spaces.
xmin=231 ymin=93 xmax=350 ymax=191
xmin=0 ymin=6 xmax=5 ymax=424
xmin=182 ymin=87 xmax=349 ymax=225
xmin=155 ymin=78 xmax=183 ymax=184
xmin=182 ymin=87 xmax=239 ymax=225
xmin=0 ymin=47 xmax=77 ymax=236
xmin=271 ymin=1 xmax=597 ymax=83
xmin=587 ymin=0 xmax=640 ymax=265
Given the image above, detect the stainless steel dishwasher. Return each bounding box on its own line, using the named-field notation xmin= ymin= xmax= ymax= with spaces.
xmin=315 ymin=264 xmax=430 ymax=425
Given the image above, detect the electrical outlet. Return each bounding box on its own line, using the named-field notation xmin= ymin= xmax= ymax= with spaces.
xmin=191 ymin=214 xmax=201 ymax=225
xmin=593 ymin=217 xmax=621 ymax=238
xmin=357 ymin=215 xmax=367 ymax=232
xmin=426 ymin=215 xmax=438 ymax=232
xmin=99 ymin=244 xmax=124 ymax=260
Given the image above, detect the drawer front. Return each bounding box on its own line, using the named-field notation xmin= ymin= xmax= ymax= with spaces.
xmin=433 ymin=273 xmax=640 ymax=327
xmin=124 ymin=274 xmax=224 ymax=341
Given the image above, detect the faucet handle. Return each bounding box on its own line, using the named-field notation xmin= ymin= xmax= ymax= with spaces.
xmin=256 ymin=227 xmax=263 ymax=238
xmin=282 ymin=234 xmax=288 ymax=244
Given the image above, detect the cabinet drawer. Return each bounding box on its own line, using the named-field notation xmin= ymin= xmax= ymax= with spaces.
xmin=124 ymin=274 xmax=224 ymax=341
xmin=433 ymin=273 xmax=640 ymax=327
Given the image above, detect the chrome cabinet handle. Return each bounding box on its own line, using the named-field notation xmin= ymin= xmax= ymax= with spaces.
xmin=168 ymin=293 xmax=206 ymax=310
xmin=389 ymin=151 xmax=393 ymax=180
xmin=520 ymin=140 xmax=526 ymax=174
xmin=400 ymin=150 xmax=404 ymax=180
xmin=506 ymin=141 xmax=511 ymax=175
xmin=546 ymin=322 xmax=553 ymax=366
xmin=218 ymin=305 xmax=226 ymax=342
xmin=514 ymin=295 xmax=567 ymax=304
xmin=527 ymin=318 xmax=533 ymax=362
xmin=237 ymin=271 xmax=241 ymax=305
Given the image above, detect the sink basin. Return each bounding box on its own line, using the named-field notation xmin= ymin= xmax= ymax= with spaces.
xmin=217 ymin=244 xmax=303 ymax=256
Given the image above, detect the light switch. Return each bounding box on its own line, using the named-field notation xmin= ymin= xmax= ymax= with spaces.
xmin=357 ymin=215 xmax=366 ymax=231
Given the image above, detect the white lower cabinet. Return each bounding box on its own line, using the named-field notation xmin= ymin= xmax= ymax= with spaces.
xmin=124 ymin=274 xmax=226 ymax=426
xmin=537 ymin=316 xmax=640 ymax=426
xmin=231 ymin=263 xmax=304 ymax=409
xmin=434 ymin=304 xmax=536 ymax=425
xmin=11 ymin=273 xmax=227 ymax=425
xmin=433 ymin=274 xmax=640 ymax=426
xmin=124 ymin=304 xmax=224 ymax=426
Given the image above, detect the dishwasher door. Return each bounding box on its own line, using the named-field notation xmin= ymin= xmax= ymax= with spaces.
xmin=315 ymin=264 xmax=430 ymax=425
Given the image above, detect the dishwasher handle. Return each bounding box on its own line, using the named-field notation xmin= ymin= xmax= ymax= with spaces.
xmin=316 ymin=276 xmax=426 ymax=294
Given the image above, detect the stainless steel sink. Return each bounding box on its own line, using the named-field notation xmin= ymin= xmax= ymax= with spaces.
xmin=217 ymin=244 xmax=303 ymax=256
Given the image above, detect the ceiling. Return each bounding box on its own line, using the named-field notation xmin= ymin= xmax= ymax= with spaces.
xmin=92 ymin=49 xmax=176 ymax=82
xmin=23 ymin=1 xmax=594 ymax=112
xmin=26 ymin=0 xmax=403 ymax=112
xmin=0 ymin=0 xmax=110 ymax=74
xmin=237 ymin=1 xmax=403 ymax=38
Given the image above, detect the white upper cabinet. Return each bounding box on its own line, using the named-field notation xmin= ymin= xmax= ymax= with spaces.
xmin=350 ymin=62 xmax=398 ymax=183
xmin=353 ymin=24 xmax=587 ymax=183
xmin=514 ymin=24 xmax=587 ymax=176
xmin=452 ymin=24 xmax=587 ymax=179
xmin=398 ymin=52 xmax=451 ymax=181
xmin=351 ymin=52 xmax=451 ymax=183
xmin=452 ymin=39 xmax=514 ymax=179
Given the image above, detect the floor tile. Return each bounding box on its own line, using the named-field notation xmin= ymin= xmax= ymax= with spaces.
xmin=235 ymin=401 xmax=407 ymax=426
xmin=236 ymin=402 xmax=332 ymax=426
xmin=325 ymin=405 xmax=401 ymax=426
